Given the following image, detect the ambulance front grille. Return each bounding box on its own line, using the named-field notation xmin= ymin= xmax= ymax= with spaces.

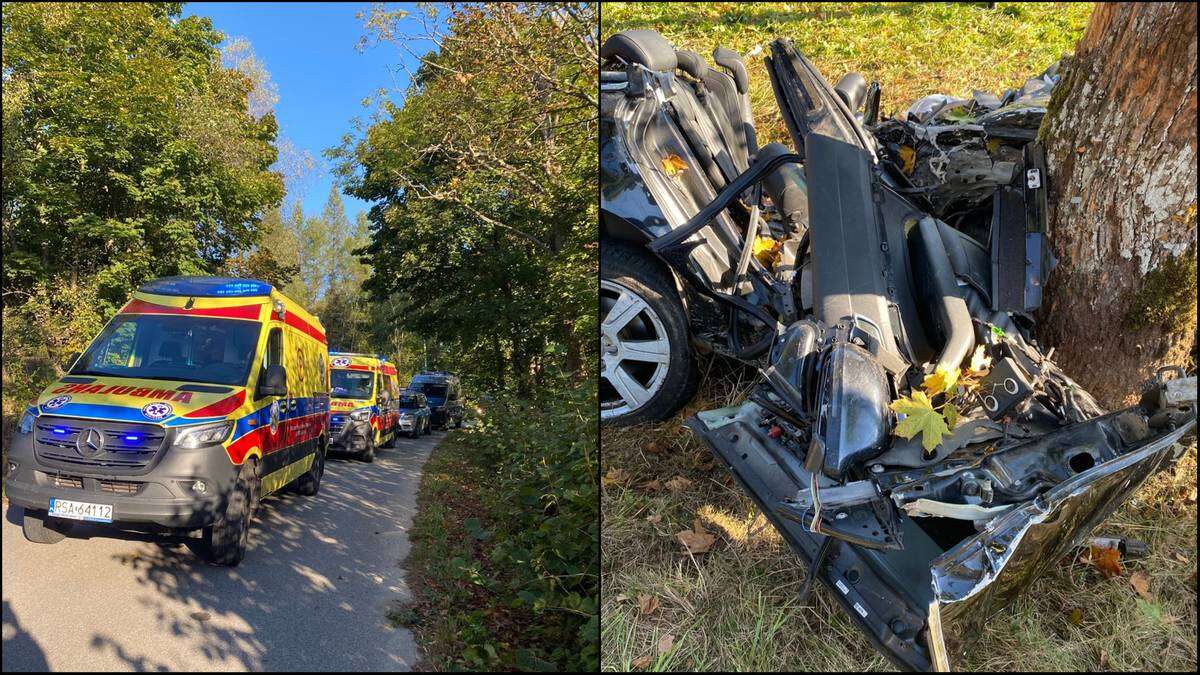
xmin=34 ymin=416 xmax=168 ymax=474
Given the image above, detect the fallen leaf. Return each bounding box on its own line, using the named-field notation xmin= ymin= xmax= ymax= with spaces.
xmin=922 ymin=366 xmax=960 ymax=397
xmin=1136 ymin=598 xmax=1164 ymax=622
xmin=657 ymin=633 xmax=675 ymax=654
xmin=1173 ymin=552 xmax=1188 ymax=564
xmin=637 ymin=593 xmax=660 ymax=615
xmin=676 ymin=518 xmax=716 ymax=554
xmin=890 ymin=390 xmax=952 ymax=452
xmin=603 ymin=467 xmax=630 ymax=487
xmin=189 ymin=611 xmax=211 ymax=622
xmin=632 ymin=654 xmax=652 ymax=669
xmin=1099 ymin=649 xmax=1109 ymax=670
xmin=1129 ymin=571 xmax=1153 ymax=601
xmin=665 ymin=476 xmax=693 ymax=493
xmin=615 ymin=593 xmax=629 ymax=603
xmin=898 ymin=144 xmax=917 ymax=174
xmin=692 ymin=450 xmax=715 ymax=471
xmin=646 ymin=513 xmax=662 ymax=524
xmin=646 ymin=440 xmax=668 ymax=455
xmin=641 ymin=479 xmax=663 ymax=493
xmin=1066 ymin=607 xmax=1083 ymax=625
xmin=969 ymin=344 xmax=993 ymax=372
xmin=943 ymin=402 xmax=959 ymax=430
xmin=1088 ymin=545 xmax=1124 ymax=578
xmin=661 ymin=154 xmax=688 ymax=177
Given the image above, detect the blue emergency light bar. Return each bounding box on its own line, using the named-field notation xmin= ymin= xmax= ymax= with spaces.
xmin=139 ymin=276 xmax=273 ymax=298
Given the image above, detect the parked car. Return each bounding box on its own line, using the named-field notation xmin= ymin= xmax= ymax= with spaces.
xmin=409 ymin=371 xmax=464 ymax=429
xmin=600 ymin=30 xmax=1197 ymax=670
xmin=3 ymin=276 xmax=331 ymax=566
xmin=328 ymin=352 xmax=400 ymax=462
xmin=397 ymin=390 xmax=432 ymax=438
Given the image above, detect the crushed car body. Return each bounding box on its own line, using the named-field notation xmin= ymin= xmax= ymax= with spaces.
xmin=600 ymin=29 xmax=1197 ymax=671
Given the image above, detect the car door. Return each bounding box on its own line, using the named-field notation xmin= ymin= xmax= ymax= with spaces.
xmin=258 ymin=325 xmax=291 ymax=478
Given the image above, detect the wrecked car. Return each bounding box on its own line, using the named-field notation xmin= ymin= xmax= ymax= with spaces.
xmin=599 ymin=29 xmax=1197 ymax=671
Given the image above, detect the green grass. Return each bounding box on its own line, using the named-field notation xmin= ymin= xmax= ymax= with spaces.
xmin=601 ymin=358 xmax=1198 ymax=671
xmin=603 ymin=2 xmax=1093 ymax=146
xmin=399 ymin=431 xmax=547 ymax=671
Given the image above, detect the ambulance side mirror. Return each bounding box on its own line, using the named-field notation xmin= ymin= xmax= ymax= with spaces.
xmin=257 ymin=364 xmax=288 ymax=399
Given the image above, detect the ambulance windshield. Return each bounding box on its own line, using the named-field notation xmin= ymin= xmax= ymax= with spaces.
xmin=71 ymin=314 xmax=262 ymax=386
xmin=331 ymin=370 xmax=375 ymax=400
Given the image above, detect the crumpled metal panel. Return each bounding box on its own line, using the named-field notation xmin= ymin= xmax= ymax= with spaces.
xmin=927 ymin=419 xmax=1195 ymax=669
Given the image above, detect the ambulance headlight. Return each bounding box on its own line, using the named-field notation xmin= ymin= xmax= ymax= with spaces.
xmin=175 ymin=421 xmax=234 ymax=448
xmin=18 ymin=409 xmax=37 ymax=435
xmin=349 ymin=409 xmax=371 ymax=421
xmin=400 ymin=412 xmax=415 ymax=420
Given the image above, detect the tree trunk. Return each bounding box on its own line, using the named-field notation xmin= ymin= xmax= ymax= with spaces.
xmin=1037 ymin=1 xmax=1197 ymax=408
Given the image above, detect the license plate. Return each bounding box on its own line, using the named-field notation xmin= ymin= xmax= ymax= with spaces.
xmin=48 ymin=498 xmax=113 ymax=523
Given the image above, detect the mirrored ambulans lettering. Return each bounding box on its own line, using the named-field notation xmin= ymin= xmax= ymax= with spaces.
xmin=49 ymin=382 xmax=194 ymax=403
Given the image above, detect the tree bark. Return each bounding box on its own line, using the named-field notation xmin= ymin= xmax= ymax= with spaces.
xmin=1037 ymin=2 xmax=1197 ymax=408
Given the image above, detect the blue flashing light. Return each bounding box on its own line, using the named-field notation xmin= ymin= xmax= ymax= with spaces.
xmin=138 ymin=276 xmax=273 ymax=298
xmin=124 ymin=434 xmax=140 ymax=442
xmin=52 ymin=427 xmax=69 ymax=435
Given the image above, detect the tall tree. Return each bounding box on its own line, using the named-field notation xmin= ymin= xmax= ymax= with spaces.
xmin=1037 ymin=2 xmax=1197 ymax=407
xmin=333 ymin=3 xmax=598 ymax=393
xmin=1 ymin=2 xmax=284 ymax=307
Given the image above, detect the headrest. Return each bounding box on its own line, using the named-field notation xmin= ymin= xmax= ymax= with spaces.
xmin=675 ymin=50 xmax=707 ymax=80
xmin=601 ymin=29 xmax=677 ymax=72
xmin=713 ymin=47 xmax=749 ymax=94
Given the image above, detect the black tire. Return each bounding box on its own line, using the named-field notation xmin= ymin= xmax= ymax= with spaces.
xmin=361 ymin=433 xmax=376 ymax=463
xmin=422 ymin=419 xmax=431 ymax=435
xmin=202 ymin=459 xmax=259 ymax=566
xmin=601 ymin=239 xmax=699 ymax=426
xmin=20 ymin=508 xmax=69 ymax=544
xmin=294 ymin=441 xmax=326 ymax=496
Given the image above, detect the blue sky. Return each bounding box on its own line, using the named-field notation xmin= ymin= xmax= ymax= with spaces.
xmin=184 ymin=2 xmax=429 ymax=222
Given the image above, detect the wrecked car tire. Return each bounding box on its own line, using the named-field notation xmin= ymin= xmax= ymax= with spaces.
xmin=601 ymin=239 xmax=698 ymax=426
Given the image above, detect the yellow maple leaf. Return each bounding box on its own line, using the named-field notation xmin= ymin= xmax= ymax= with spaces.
xmin=922 ymin=366 xmax=960 ymax=398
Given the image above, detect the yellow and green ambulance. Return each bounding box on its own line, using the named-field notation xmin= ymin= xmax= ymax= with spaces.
xmin=328 ymin=352 xmax=406 ymax=461
xmin=4 ymin=276 xmax=331 ymax=566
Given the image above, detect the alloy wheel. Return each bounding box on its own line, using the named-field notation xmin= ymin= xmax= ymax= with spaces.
xmin=600 ymin=279 xmax=671 ymax=420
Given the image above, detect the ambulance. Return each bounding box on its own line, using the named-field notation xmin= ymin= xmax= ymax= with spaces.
xmin=328 ymin=352 xmax=400 ymax=462
xmin=3 ymin=277 xmax=331 ymax=566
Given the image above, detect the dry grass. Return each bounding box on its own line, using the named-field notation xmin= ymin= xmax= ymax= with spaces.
xmin=601 ymin=358 xmax=1198 ymax=672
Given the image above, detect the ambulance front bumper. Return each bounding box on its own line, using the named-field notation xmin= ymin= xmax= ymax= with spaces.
xmin=3 ymin=431 xmax=240 ymax=529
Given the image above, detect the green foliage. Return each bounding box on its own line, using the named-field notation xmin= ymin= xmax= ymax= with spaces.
xmin=2 ymin=2 xmax=284 ymax=305
xmin=409 ymin=383 xmax=599 ymax=671
xmin=1 ymin=278 xmax=108 ymax=423
xmin=331 ymin=2 xmax=597 ymax=394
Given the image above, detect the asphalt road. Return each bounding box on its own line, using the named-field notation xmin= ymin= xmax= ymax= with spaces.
xmin=2 ymin=431 xmax=442 ymax=672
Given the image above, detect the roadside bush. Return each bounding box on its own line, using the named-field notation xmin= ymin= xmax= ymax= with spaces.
xmin=454 ymin=382 xmax=599 ymax=670
xmin=2 ymin=278 xmax=110 ymax=458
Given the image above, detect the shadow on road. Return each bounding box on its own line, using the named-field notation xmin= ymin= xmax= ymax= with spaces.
xmin=3 ymin=436 xmax=435 ymax=671
xmin=3 ymin=600 xmax=50 ymax=672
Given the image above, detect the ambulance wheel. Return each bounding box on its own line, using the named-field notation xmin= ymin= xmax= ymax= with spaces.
xmin=20 ymin=508 xmax=69 ymax=544
xmin=295 ymin=442 xmax=326 ymax=496
xmin=361 ymin=435 xmax=377 ymax=463
xmin=203 ymin=459 xmax=259 ymax=566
